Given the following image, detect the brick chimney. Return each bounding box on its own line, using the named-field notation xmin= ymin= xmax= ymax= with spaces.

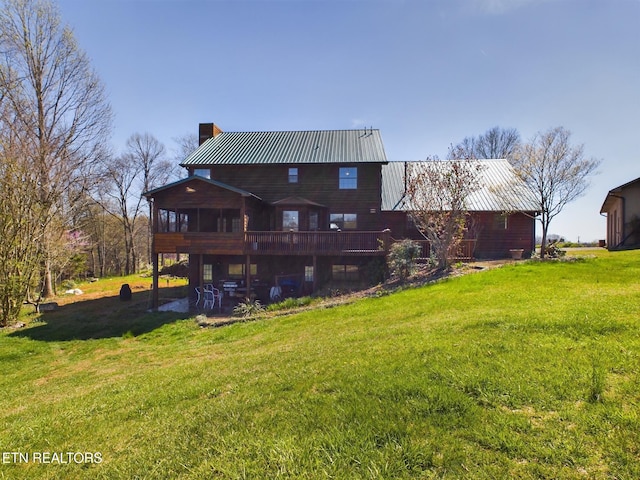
xmin=198 ymin=123 xmax=223 ymax=145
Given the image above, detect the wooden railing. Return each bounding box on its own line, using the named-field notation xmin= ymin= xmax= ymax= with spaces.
xmin=401 ymin=239 xmax=477 ymax=262
xmin=154 ymin=230 xmax=391 ymax=256
xmin=245 ymin=231 xmax=390 ymax=256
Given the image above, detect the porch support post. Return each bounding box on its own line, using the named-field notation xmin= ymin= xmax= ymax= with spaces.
xmin=313 ymin=255 xmax=318 ymax=293
xmin=151 ymin=252 xmax=159 ymax=310
xmin=245 ymin=254 xmax=251 ymax=299
xmin=150 ymin=197 xmax=159 ymax=311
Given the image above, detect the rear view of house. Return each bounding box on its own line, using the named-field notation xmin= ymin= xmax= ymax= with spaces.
xmin=144 ymin=122 xmax=537 ymax=310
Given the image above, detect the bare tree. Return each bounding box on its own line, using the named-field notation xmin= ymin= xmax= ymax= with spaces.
xmin=0 ymin=0 xmax=112 ymax=297
xmin=98 ymin=133 xmax=170 ymax=274
xmin=511 ymin=126 xmax=600 ymax=257
xmin=173 ymin=132 xmax=198 ymax=175
xmin=454 ymin=126 xmax=521 ymax=160
xmin=405 ymin=148 xmax=485 ymax=269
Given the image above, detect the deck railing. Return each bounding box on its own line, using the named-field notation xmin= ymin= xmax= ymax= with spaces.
xmin=153 ymin=230 xmax=391 ymax=256
xmin=245 ymin=231 xmax=390 ymax=256
xmin=408 ymin=239 xmax=477 ymax=262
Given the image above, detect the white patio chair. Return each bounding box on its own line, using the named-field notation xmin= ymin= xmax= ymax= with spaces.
xmin=202 ymin=287 xmax=215 ymax=310
xmin=194 ymin=287 xmax=202 ymax=309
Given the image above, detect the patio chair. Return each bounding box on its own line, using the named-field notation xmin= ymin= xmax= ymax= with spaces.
xmin=194 ymin=287 xmax=202 ymax=309
xmin=203 ymin=284 xmax=222 ymax=311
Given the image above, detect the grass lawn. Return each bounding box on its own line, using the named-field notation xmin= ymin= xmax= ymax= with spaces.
xmin=1 ymin=251 xmax=639 ymax=479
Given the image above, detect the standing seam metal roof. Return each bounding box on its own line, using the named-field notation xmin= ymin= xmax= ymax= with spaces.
xmin=180 ymin=129 xmax=388 ymax=166
xmin=381 ymin=159 xmax=539 ymax=212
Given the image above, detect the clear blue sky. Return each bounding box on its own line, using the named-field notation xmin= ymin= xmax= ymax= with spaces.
xmin=57 ymin=0 xmax=640 ymax=243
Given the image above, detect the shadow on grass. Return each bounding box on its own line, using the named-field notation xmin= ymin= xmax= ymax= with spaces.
xmin=10 ymin=286 xmax=192 ymax=342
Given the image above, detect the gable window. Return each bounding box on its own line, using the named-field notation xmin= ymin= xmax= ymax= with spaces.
xmin=330 ymin=213 xmax=357 ymax=230
xmin=339 ymin=167 xmax=357 ymax=189
xmin=193 ymin=168 xmax=211 ymax=179
xmin=288 ymin=167 xmax=298 ymax=183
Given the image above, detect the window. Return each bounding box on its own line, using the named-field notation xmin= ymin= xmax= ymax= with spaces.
xmin=157 ymin=209 xmax=188 ymax=232
xmin=228 ymin=264 xmax=257 ymax=277
xmin=339 ymin=167 xmax=357 ymax=189
xmin=288 ymin=167 xmax=298 ymax=183
xmin=203 ymin=264 xmax=213 ymax=283
xmin=305 ymin=266 xmax=314 ymax=282
xmin=231 ymin=217 xmax=242 ymax=232
xmin=309 ymin=212 xmax=319 ymax=231
xmin=330 ymin=213 xmax=357 ymax=230
xmin=283 ymin=210 xmax=299 ymax=231
xmin=332 ymin=264 xmax=359 ymax=281
xmin=194 ymin=168 xmax=211 ymax=179
xmin=494 ymin=213 xmax=508 ymax=230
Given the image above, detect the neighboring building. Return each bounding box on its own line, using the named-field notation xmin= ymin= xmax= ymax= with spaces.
xmin=600 ymin=177 xmax=640 ymax=250
xmin=143 ymin=123 xmax=538 ymax=309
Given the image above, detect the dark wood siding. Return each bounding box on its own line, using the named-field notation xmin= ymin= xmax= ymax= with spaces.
xmin=379 ymin=211 xmax=535 ymax=259
xmin=210 ymin=163 xmax=383 ymax=231
xmin=152 ymin=181 xmax=246 ymax=210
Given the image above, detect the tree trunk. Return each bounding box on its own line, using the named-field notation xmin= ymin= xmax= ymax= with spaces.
xmin=42 ymin=256 xmax=55 ymax=298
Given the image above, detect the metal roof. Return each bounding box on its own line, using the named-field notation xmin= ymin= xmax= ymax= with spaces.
xmin=180 ymin=129 xmax=388 ymax=166
xmin=381 ymin=159 xmax=539 ymax=212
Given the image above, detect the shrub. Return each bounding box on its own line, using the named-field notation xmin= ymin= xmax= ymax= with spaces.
xmin=387 ymin=239 xmax=422 ymax=281
xmin=233 ymin=298 xmax=265 ymax=318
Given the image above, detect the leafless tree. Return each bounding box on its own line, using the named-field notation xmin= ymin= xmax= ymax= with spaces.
xmin=405 ymin=148 xmax=485 ymax=269
xmin=511 ymin=126 xmax=600 ymax=257
xmin=98 ymin=133 xmax=170 ymax=274
xmin=172 ymin=132 xmax=198 ymax=175
xmin=0 ymin=0 xmax=112 ymax=297
xmin=453 ymin=126 xmax=521 ymax=160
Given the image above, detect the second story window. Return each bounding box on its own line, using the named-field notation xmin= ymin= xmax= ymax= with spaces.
xmin=330 ymin=213 xmax=357 ymax=230
xmin=339 ymin=167 xmax=357 ymax=189
xmin=288 ymin=167 xmax=298 ymax=183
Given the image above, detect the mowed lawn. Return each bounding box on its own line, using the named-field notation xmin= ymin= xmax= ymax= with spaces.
xmin=1 ymin=251 xmax=639 ymax=479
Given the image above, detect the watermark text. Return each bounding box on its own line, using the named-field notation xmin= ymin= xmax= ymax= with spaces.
xmin=2 ymin=451 xmax=102 ymax=464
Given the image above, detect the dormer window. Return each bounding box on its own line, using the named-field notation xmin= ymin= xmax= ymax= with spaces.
xmin=288 ymin=167 xmax=298 ymax=183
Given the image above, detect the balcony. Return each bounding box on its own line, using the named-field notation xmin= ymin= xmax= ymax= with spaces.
xmin=153 ymin=230 xmax=391 ymax=256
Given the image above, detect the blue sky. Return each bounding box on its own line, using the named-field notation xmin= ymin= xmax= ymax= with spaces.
xmin=57 ymin=0 xmax=640 ymax=242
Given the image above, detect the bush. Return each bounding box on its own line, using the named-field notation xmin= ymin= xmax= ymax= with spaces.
xmin=387 ymin=239 xmax=422 ymax=281
xmin=233 ymin=298 xmax=265 ymax=318
xmin=266 ymin=296 xmax=314 ymax=312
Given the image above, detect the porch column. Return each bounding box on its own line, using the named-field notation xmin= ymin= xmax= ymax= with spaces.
xmin=313 ymin=255 xmax=318 ymax=293
xmin=151 ymin=252 xmax=159 ymax=310
xmin=245 ymin=254 xmax=252 ymax=299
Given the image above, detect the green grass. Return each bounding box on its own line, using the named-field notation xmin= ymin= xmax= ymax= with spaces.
xmin=1 ymin=250 xmax=640 ymax=478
